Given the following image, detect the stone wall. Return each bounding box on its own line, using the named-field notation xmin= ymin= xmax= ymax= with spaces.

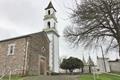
xmin=0 ymin=32 xmax=49 ymax=76
xmin=0 ymin=37 xmax=27 ymax=75
xmin=27 ymin=32 xmax=49 ymax=75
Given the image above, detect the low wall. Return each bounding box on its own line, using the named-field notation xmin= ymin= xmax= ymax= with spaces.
xmin=109 ymin=60 xmax=120 ymax=72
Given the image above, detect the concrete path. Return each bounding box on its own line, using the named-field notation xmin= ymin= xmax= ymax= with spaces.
xmin=23 ymin=75 xmax=80 ymax=80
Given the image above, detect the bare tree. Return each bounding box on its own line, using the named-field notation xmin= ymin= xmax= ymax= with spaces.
xmin=64 ymin=0 xmax=120 ymax=56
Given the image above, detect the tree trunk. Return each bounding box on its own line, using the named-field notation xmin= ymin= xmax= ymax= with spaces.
xmin=69 ymin=69 xmax=73 ymax=75
xmin=89 ymin=66 xmax=91 ymax=73
xmin=81 ymin=68 xmax=84 ymax=73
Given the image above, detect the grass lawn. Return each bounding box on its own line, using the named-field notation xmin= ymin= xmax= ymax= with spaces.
xmin=1 ymin=75 xmax=23 ymax=80
xmin=1 ymin=73 xmax=120 ymax=80
xmin=80 ymin=74 xmax=120 ymax=80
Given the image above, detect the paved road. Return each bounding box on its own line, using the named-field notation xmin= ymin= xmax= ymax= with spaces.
xmin=23 ymin=75 xmax=80 ymax=80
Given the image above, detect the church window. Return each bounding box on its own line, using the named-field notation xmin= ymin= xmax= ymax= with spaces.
xmin=54 ymin=23 xmax=56 ymax=28
xmin=41 ymin=46 xmax=46 ymax=53
xmin=48 ymin=10 xmax=50 ymax=15
xmin=48 ymin=22 xmax=50 ymax=28
xmin=8 ymin=44 xmax=15 ymax=55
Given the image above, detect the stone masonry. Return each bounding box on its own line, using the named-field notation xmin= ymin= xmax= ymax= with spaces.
xmin=0 ymin=31 xmax=49 ymax=76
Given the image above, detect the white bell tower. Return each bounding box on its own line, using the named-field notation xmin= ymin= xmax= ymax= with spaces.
xmin=43 ymin=1 xmax=59 ymax=73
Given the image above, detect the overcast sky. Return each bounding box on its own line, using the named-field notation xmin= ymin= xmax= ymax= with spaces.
xmin=0 ymin=0 xmax=119 ymax=63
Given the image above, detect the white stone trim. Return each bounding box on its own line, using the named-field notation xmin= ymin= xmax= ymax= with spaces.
xmin=24 ymin=41 xmax=29 ymax=74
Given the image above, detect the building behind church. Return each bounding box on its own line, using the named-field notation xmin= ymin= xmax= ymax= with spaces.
xmin=83 ymin=56 xmax=95 ymax=73
xmin=109 ymin=59 xmax=120 ymax=72
xmin=97 ymin=57 xmax=120 ymax=73
xmin=0 ymin=32 xmax=49 ymax=76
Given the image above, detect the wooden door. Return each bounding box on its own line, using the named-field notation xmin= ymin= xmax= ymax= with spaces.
xmin=39 ymin=56 xmax=46 ymax=75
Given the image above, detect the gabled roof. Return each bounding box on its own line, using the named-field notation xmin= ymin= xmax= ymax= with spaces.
xmin=45 ymin=1 xmax=56 ymax=12
xmin=0 ymin=31 xmax=50 ymax=43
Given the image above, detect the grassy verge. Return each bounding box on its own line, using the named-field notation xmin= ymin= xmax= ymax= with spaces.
xmin=80 ymin=73 xmax=120 ymax=80
xmin=111 ymin=72 xmax=120 ymax=75
xmin=1 ymin=75 xmax=23 ymax=80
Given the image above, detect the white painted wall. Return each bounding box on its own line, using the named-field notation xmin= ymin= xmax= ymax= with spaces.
xmin=109 ymin=60 xmax=120 ymax=72
xmin=97 ymin=58 xmax=110 ymax=73
xmin=47 ymin=32 xmax=59 ymax=73
xmin=47 ymin=33 xmax=53 ymax=71
xmin=53 ymin=34 xmax=59 ymax=72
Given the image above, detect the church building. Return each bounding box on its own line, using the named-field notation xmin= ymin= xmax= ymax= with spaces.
xmin=0 ymin=1 xmax=59 ymax=75
xmin=0 ymin=32 xmax=49 ymax=76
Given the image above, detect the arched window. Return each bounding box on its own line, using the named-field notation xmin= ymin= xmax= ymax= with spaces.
xmin=48 ymin=10 xmax=50 ymax=15
xmin=48 ymin=22 xmax=50 ymax=28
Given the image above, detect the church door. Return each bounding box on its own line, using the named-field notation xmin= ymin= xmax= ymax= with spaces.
xmin=39 ymin=56 xmax=46 ymax=75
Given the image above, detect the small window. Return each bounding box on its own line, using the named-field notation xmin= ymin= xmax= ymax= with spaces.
xmin=48 ymin=10 xmax=50 ymax=15
xmin=48 ymin=22 xmax=50 ymax=28
xmin=54 ymin=23 xmax=56 ymax=28
xmin=8 ymin=44 xmax=15 ymax=55
xmin=41 ymin=46 xmax=46 ymax=53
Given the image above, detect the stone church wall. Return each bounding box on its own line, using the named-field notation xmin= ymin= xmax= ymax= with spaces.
xmin=27 ymin=33 xmax=49 ymax=75
xmin=0 ymin=37 xmax=27 ymax=75
xmin=0 ymin=32 xmax=49 ymax=76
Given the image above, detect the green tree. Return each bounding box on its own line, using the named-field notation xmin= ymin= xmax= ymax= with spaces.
xmin=60 ymin=57 xmax=84 ymax=73
xmin=60 ymin=58 xmax=68 ymax=73
xmin=64 ymin=0 xmax=120 ymax=56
